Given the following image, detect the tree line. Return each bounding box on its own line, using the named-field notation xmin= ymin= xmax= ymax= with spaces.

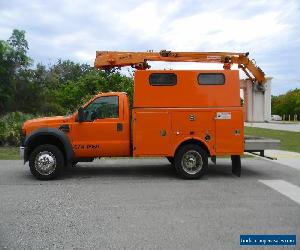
xmin=272 ymin=89 xmax=300 ymax=119
xmin=0 ymin=29 xmax=133 ymax=116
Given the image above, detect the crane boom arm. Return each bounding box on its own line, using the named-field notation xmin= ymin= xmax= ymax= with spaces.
xmin=94 ymin=50 xmax=266 ymax=84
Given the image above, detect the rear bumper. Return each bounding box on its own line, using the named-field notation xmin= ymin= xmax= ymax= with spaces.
xmin=20 ymin=146 xmax=25 ymax=160
xmin=244 ymin=136 xmax=280 ymax=151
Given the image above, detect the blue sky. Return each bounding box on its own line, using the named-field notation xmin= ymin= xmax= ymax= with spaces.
xmin=0 ymin=0 xmax=299 ymax=95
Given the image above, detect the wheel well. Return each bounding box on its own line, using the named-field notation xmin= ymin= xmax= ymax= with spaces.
xmin=27 ymin=135 xmax=66 ymax=162
xmin=175 ymin=139 xmax=210 ymax=157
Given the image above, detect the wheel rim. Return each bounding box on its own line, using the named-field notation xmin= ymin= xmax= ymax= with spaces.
xmin=181 ymin=150 xmax=203 ymax=175
xmin=34 ymin=151 xmax=56 ymax=176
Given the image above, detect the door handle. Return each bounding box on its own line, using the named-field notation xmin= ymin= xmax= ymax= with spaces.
xmin=117 ymin=123 xmax=123 ymax=132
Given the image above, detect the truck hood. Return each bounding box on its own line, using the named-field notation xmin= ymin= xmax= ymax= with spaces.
xmin=23 ymin=116 xmax=71 ymax=131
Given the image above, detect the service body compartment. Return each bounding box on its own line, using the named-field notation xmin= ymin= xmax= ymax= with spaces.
xmin=170 ymin=110 xmax=216 ymax=155
xmin=133 ymin=108 xmax=244 ymax=157
xmin=133 ymin=108 xmax=216 ymax=157
xmin=215 ymin=110 xmax=244 ymax=154
xmin=133 ymin=110 xmax=171 ymax=156
xmin=171 ymin=111 xmax=215 ymax=135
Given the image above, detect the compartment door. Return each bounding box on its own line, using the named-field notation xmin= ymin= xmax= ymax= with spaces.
xmin=134 ymin=111 xmax=171 ymax=156
xmin=215 ymin=111 xmax=244 ymax=154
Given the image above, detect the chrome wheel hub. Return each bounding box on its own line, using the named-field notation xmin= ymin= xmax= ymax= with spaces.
xmin=35 ymin=151 xmax=56 ymax=176
xmin=181 ymin=150 xmax=203 ymax=174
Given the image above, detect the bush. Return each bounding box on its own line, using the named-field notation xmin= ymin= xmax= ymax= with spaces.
xmin=0 ymin=112 xmax=36 ymax=146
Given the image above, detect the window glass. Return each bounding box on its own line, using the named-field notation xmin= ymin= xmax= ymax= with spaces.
xmin=83 ymin=96 xmax=119 ymax=121
xmin=149 ymin=73 xmax=177 ymax=86
xmin=198 ymin=73 xmax=225 ymax=85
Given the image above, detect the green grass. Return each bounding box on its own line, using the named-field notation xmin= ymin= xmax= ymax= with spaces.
xmin=0 ymin=147 xmax=20 ymax=160
xmin=245 ymin=126 xmax=300 ymax=153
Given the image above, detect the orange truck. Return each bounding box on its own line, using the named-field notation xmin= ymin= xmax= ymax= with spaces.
xmin=20 ymin=50 xmax=274 ymax=180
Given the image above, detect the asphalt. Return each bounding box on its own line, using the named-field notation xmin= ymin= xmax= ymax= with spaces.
xmin=0 ymin=158 xmax=299 ymax=249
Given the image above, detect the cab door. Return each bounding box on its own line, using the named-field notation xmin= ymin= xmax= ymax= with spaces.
xmin=70 ymin=95 xmax=130 ymax=158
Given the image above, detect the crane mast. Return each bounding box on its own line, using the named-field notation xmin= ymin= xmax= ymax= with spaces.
xmin=94 ymin=50 xmax=266 ymax=85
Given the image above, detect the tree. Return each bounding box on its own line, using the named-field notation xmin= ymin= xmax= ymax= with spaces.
xmin=8 ymin=29 xmax=31 ymax=70
xmin=0 ymin=40 xmax=14 ymax=113
xmin=0 ymin=29 xmax=134 ymax=116
xmin=0 ymin=29 xmax=32 ymax=114
xmin=272 ymin=88 xmax=300 ymax=119
xmin=53 ymin=68 xmax=133 ymax=113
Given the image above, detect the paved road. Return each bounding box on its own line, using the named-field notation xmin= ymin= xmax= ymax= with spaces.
xmin=0 ymin=158 xmax=299 ymax=249
xmin=264 ymin=150 xmax=300 ymax=171
xmin=245 ymin=122 xmax=300 ymax=132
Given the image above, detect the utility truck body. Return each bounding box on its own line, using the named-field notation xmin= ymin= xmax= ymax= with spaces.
xmin=20 ymin=50 xmax=278 ymax=180
xmin=132 ymin=69 xmax=243 ymax=157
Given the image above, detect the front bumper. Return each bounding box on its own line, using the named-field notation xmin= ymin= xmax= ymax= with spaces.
xmin=20 ymin=146 xmax=25 ymax=160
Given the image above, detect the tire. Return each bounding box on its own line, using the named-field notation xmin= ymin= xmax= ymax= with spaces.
xmin=166 ymin=157 xmax=174 ymax=165
xmin=174 ymin=144 xmax=208 ymax=179
xmin=29 ymin=144 xmax=64 ymax=180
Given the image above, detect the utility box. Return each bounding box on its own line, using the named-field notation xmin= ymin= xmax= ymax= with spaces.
xmin=132 ymin=70 xmax=244 ymax=157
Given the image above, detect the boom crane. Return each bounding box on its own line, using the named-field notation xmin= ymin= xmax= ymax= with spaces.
xmin=94 ymin=50 xmax=266 ymax=86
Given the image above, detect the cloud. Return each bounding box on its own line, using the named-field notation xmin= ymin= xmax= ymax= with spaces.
xmin=0 ymin=0 xmax=299 ymax=94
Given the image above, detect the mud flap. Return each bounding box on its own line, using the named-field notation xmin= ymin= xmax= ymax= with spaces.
xmin=210 ymin=156 xmax=216 ymax=164
xmin=231 ymin=155 xmax=241 ymax=177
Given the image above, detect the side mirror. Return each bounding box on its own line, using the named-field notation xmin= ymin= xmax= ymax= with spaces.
xmin=77 ymin=107 xmax=85 ymax=122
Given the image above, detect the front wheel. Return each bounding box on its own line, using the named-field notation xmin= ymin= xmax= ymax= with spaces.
xmin=29 ymin=144 xmax=64 ymax=180
xmin=174 ymin=144 xmax=208 ymax=179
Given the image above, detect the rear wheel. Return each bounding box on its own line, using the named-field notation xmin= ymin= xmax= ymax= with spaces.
xmin=29 ymin=144 xmax=64 ymax=180
xmin=174 ymin=144 xmax=208 ymax=179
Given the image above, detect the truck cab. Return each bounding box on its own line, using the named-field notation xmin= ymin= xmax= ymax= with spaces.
xmin=21 ymin=92 xmax=131 ymax=179
xmin=71 ymin=92 xmax=130 ymax=158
